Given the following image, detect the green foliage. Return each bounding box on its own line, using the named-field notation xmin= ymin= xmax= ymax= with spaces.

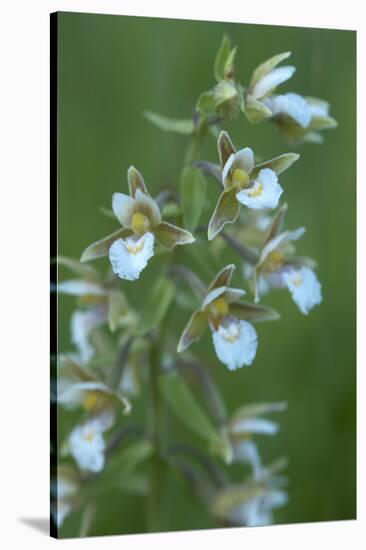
xmin=180 ymin=166 xmax=207 ymax=232
xmin=159 ymin=372 xmax=231 ymax=462
xmin=135 ymin=277 xmax=175 ymax=336
xmin=144 ymin=111 xmax=194 ymax=134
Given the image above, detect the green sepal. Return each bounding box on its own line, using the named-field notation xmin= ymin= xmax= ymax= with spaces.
xmin=144 ymin=111 xmax=194 ymax=135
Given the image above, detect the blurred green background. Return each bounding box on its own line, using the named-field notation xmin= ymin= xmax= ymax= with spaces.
xmin=56 ymin=11 xmax=356 ymax=536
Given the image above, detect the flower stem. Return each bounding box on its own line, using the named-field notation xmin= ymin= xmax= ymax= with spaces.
xmin=146 ymin=336 xmax=164 ymax=532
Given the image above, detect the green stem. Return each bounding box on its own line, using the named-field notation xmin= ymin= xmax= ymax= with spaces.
xmin=183 ymin=117 xmax=208 ymax=167
xmin=146 ymin=336 xmax=164 ymax=532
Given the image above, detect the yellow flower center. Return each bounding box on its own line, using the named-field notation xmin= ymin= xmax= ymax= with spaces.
xmin=210 ymin=296 xmax=229 ymax=318
xmin=131 ymin=212 xmax=150 ymax=235
xmin=231 ymin=168 xmax=250 ymax=189
xmin=291 ymin=276 xmax=303 ymax=287
xmin=248 ymin=182 xmax=263 ymax=198
xmin=82 ymin=391 xmax=101 ymax=411
xmin=127 ymin=240 xmax=144 ymax=254
xmin=83 ymin=430 xmax=95 ymax=443
xmin=222 ymin=324 xmax=240 ymax=343
xmin=260 ymin=249 xmax=284 ymax=273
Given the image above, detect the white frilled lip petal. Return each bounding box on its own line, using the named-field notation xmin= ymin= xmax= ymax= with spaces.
xmin=236 ymin=168 xmax=283 ymax=210
xmin=201 ymin=286 xmax=227 ymax=309
xmin=222 ymin=153 xmax=235 ymax=184
xmin=57 ymin=279 xmax=106 ymax=296
xmin=283 ymin=266 xmax=322 ymax=314
xmin=109 ymin=232 xmax=155 ymax=281
xmin=251 ymin=66 xmax=296 ymax=99
xmin=212 ymin=319 xmax=258 ymax=370
xmin=135 ymin=189 xmax=161 ymax=225
xmin=112 ymin=192 xmax=136 ymax=227
xmin=69 ymin=423 xmax=106 ymax=473
xmin=233 ymin=148 xmax=255 ymax=175
xmin=265 ymin=93 xmax=312 ymax=128
xmin=231 ymin=417 xmax=279 ymax=435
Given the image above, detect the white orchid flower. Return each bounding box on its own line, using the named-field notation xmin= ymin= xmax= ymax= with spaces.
xmin=244 ymin=52 xmax=296 ymax=124
xmin=50 ymin=468 xmax=79 ymax=528
xmin=207 ymin=131 xmax=299 ymax=240
xmin=80 ymin=166 xmax=195 ymax=281
xmin=229 ymin=484 xmax=288 ymax=527
xmin=69 ymin=411 xmax=114 ymax=473
xmin=249 ymin=205 xmax=322 ymax=314
xmin=265 ymin=93 xmax=337 ymax=143
xmin=177 ymin=264 xmax=280 ymax=371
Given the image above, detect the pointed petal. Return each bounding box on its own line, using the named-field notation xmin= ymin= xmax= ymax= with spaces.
xmin=233 ymin=148 xmax=255 ymax=174
xmin=229 ymin=301 xmax=280 ymax=322
xmin=252 ymin=153 xmax=300 ymax=179
xmin=127 ymin=166 xmax=148 ymax=198
xmin=250 ymin=52 xmax=291 ymax=90
xmin=223 ymin=287 xmax=246 ymax=303
xmin=208 ymin=264 xmax=236 ymax=291
xmin=177 ymin=309 xmax=208 ymax=353
xmin=208 ymin=189 xmax=240 ymax=241
xmin=263 ymin=203 xmax=288 ymax=245
xmin=80 ymin=228 xmax=132 ymax=262
xmin=135 ymin=188 xmax=161 ymax=225
xmin=56 ymin=256 xmax=100 ymax=281
xmin=112 ymin=193 xmax=136 ymax=227
xmin=244 ymin=94 xmax=273 ymax=124
xmin=251 ymin=66 xmax=295 ymax=99
xmin=217 ymin=131 xmax=236 ymax=169
xmin=57 ymin=280 xmax=106 ymax=297
xmin=202 ymin=286 xmax=227 ymax=309
xmin=154 ymin=221 xmax=195 ymax=250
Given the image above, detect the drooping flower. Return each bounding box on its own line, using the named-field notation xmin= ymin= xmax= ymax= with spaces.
xmin=177 ymin=264 xmax=280 ymax=370
xmin=71 ymin=305 xmax=108 ymax=363
xmin=244 ymin=52 xmax=295 ymax=124
xmin=225 ymin=402 xmax=287 ymax=479
xmin=50 ymin=467 xmax=79 ymax=528
xmin=68 ymin=411 xmax=114 ymax=473
xmin=211 ymin=459 xmax=288 ymax=527
xmin=207 ymin=131 xmax=299 ymax=240
xmin=228 ymin=477 xmax=288 ymax=527
xmin=265 ymin=93 xmax=337 ymax=143
xmin=80 ymin=166 xmax=195 ymax=280
xmin=56 ymin=257 xmax=138 ymax=362
xmin=244 ymin=204 xmax=322 ymax=314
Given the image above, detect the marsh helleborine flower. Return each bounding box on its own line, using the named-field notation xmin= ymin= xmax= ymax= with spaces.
xmin=80 ymin=166 xmax=195 ymax=280
xmin=265 ymin=93 xmax=337 ymax=143
xmin=69 ymin=410 xmax=114 ymax=473
xmin=207 ymin=131 xmax=300 ymax=240
xmin=226 ymin=402 xmax=287 ymax=479
xmin=177 ymin=264 xmax=280 ymax=370
xmin=244 ymin=51 xmax=295 ymax=124
xmin=248 ymin=205 xmax=322 ymax=314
